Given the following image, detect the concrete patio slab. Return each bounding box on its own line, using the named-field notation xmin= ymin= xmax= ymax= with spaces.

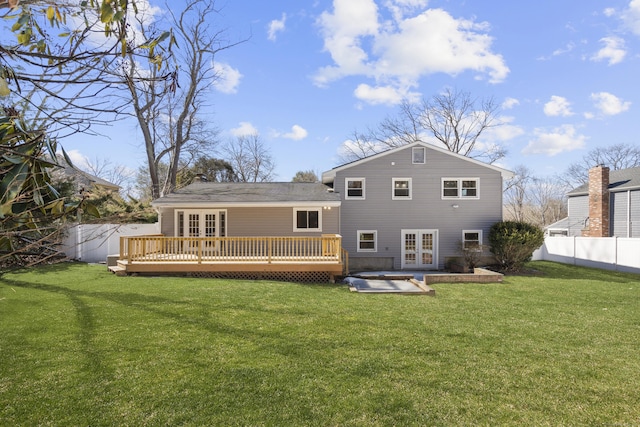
xmin=343 ymin=274 xmax=435 ymax=295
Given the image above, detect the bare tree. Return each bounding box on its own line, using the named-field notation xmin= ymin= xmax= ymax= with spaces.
xmin=342 ymin=88 xmax=505 ymax=163
xmin=503 ymin=166 xmax=568 ymax=227
xmin=527 ymin=177 xmax=567 ymax=227
xmin=223 ymin=134 xmax=276 ymax=183
xmin=82 ymin=157 xmax=136 ymax=195
xmin=1 ymin=0 xmax=170 ymax=269
xmin=561 ymin=143 xmax=640 ymax=188
xmin=1 ymin=0 xmax=173 ymax=138
xmin=503 ymin=165 xmax=533 ymax=223
xmin=121 ymin=0 xmax=245 ymax=198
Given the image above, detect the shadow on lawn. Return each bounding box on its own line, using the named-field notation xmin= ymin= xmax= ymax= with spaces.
xmin=528 ymin=261 xmax=640 ymax=283
xmin=0 ymin=260 xmax=88 ymax=278
xmin=2 ymin=274 xmax=316 ymax=363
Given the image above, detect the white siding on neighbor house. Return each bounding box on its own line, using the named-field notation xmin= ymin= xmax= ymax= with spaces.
xmin=335 ymin=145 xmax=504 ymax=269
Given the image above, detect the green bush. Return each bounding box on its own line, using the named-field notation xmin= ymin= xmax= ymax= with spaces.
xmin=489 ymin=221 xmax=545 ymax=272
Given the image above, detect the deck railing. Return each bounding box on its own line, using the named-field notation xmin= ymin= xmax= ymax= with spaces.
xmin=119 ymin=234 xmax=343 ymax=264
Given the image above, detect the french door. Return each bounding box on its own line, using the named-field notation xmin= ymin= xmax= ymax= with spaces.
xmin=176 ymin=210 xmax=226 ymax=252
xmin=401 ymin=229 xmax=438 ymax=269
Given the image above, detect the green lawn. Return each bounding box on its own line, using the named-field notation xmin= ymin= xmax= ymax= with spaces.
xmin=1 ymin=261 xmax=639 ymax=426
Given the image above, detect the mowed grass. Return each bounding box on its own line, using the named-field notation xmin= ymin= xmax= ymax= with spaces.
xmin=1 ymin=262 xmax=640 ymax=426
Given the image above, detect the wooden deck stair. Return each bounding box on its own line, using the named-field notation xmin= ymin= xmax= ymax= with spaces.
xmin=108 ymin=265 xmax=127 ymax=276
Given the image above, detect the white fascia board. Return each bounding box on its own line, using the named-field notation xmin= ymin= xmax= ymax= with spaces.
xmin=151 ymin=201 xmax=341 ymax=209
xmin=321 ymin=141 xmax=514 ymax=184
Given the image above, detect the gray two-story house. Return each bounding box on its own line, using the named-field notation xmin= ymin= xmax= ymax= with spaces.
xmin=131 ymin=141 xmax=513 ymax=278
xmin=322 ymin=142 xmax=514 ymax=271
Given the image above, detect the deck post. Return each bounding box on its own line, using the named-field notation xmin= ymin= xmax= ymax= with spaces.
xmin=127 ymin=237 xmax=133 ymax=263
xmin=268 ymin=238 xmax=272 ymax=263
xmin=198 ymin=238 xmax=202 ymax=264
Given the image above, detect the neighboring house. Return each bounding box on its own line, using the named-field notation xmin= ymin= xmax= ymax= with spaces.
xmin=547 ymin=165 xmax=640 ymax=238
xmin=55 ymin=162 xmax=120 ymax=193
xmin=321 ymin=142 xmax=513 ymax=271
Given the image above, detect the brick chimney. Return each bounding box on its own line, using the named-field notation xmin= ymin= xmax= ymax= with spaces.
xmin=584 ymin=165 xmax=610 ymax=237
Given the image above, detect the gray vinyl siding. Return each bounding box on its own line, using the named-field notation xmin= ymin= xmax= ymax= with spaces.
xmin=631 ymin=190 xmax=640 ymax=237
xmin=567 ymin=195 xmax=588 ymax=236
xmin=611 ymin=192 xmax=628 ymax=237
xmin=335 ymin=146 xmax=504 ymax=269
xmin=158 ymin=206 xmax=340 ymax=237
xmin=159 ymin=208 xmax=175 ymax=235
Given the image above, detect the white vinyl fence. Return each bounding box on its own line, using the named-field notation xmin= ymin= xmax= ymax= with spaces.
xmin=62 ymin=223 xmax=160 ymax=264
xmin=533 ymin=236 xmax=640 ymax=274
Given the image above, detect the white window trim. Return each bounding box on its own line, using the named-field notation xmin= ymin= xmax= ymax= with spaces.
xmin=293 ymin=208 xmax=322 ymax=232
xmin=412 ymin=147 xmax=426 ymax=164
xmin=357 ymin=230 xmax=377 ymax=252
xmin=345 ymin=178 xmax=366 ymax=200
xmin=392 ymin=178 xmax=412 ymax=200
xmin=462 ymin=230 xmax=483 ymax=250
xmin=441 ymin=178 xmax=480 ymax=199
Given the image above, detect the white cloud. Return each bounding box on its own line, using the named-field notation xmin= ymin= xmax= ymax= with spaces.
xmin=68 ymin=0 xmax=163 ymax=47
xmin=212 ymin=62 xmax=243 ymax=94
xmin=552 ymin=41 xmax=576 ymax=57
xmin=267 ymin=13 xmax=287 ymax=41
xmin=502 ymin=97 xmax=519 ymax=110
xmin=64 ymin=149 xmax=91 ymax=169
xmin=544 ymin=95 xmax=573 ymax=117
xmin=230 ymin=122 xmax=258 ymax=136
xmin=383 ymin=0 xmax=429 ymax=20
xmin=590 ymin=36 xmax=626 ymax=65
xmin=623 ymin=0 xmax=640 ymax=35
xmin=314 ymin=1 xmax=509 ymax=105
xmin=353 ymin=83 xmax=419 ymax=105
xmin=590 ymin=92 xmax=631 ymax=115
xmin=483 ymin=116 xmax=524 ymax=141
xmin=523 ymin=125 xmax=587 ymax=156
xmin=280 ymin=125 xmax=309 ymax=140
xmin=314 ymin=0 xmax=380 ymax=87
xmin=604 ymin=7 xmax=616 ymax=17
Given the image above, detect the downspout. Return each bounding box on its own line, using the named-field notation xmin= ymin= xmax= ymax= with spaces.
xmin=627 ymin=190 xmax=631 ymax=238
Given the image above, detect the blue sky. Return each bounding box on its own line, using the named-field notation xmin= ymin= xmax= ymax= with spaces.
xmin=65 ymin=0 xmax=640 ymax=181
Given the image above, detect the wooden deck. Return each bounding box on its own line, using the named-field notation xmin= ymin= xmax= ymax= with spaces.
xmin=113 ymin=235 xmax=348 ymax=282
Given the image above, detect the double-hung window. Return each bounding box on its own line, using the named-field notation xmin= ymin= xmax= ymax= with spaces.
xmin=294 ymin=208 xmax=321 ymax=232
xmin=462 ymin=230 xmax=482 ymax=250
xmin=392 ymin=178 xmax=412 ymax=200
xmin=357 ymin=230 xmax=377 ymax=252
xmin=345 ymin=178 xmax=365 ymax=199
xmin=442 ymin=178 xmax=479 ymax=199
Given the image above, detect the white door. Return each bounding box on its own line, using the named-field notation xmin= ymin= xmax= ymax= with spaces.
xmin=401 ymin=229 xmax=438 ymax=269
xmin=177 ymin=210 xmax=226 ymax=252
